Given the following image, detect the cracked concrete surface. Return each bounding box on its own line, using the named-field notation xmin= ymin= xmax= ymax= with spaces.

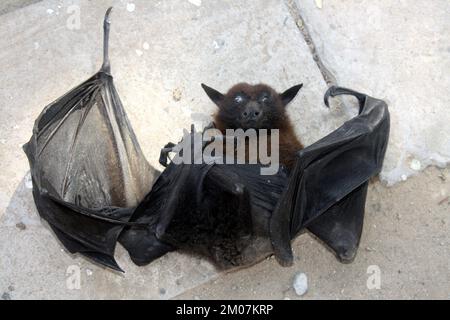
xmin=295 ymin=0 xmax=450 ymax=185
xmin=0 ymin=0 xmax=449 ymax=299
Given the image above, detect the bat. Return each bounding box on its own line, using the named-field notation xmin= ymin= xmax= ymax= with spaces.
xmin=24 ymin=8 xmax=390 ymax=272
xmin=201 ymin=82 xmax=304 ymax=169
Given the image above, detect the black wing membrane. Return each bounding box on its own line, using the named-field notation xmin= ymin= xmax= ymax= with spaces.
xmin=270 ymin=86 xmax=390 ymax=266
xmin=24 ymin=8 xmax=157 ymax=271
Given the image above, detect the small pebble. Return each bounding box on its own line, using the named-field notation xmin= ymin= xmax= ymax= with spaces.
xmin=127 ymin=3 xmax=136 ymax=12
xmin=159 ymin=288 xmax=166 ymax=295
xmin=401 ymin=174 xmax=407 ymax=181
xmin=173 ymin=88 xmax=182 ymax=102
xmin=16 ymin=222 xmax=26 ymax=231
xmin=410 ymin=159 xmax=421 ymax=171
xmin=143 ymin=42 xmax=150 ymax=50
xmin=46 ymin=9 xmax=54 ymax=15
xmin=193 ymin=295 xmax=200 ymax=300
xmin=293 ymin=273 xmax=308 ymax=296
xmin=231 ymin=285 xmax=238 ymax=291
xmin=135 ymin=49 xmax=143 ymax=56
xmin=86 ymin=269 xmax=93 ymax=276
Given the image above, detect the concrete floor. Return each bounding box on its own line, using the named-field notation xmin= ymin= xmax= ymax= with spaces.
xmin=0 ymin=0 xmax=448 ymax=299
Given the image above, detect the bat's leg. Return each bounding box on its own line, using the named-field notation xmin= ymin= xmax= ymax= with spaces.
xmin=324 ymin=86 xmax=366 ymax=114
xmin=307 ymin=182 xmax=369 ymax=263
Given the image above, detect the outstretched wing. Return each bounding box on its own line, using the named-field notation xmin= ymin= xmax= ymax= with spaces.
xmin=270 ymin=86 xmax=390 ymax=266
xmin=23 ymin=8 xmax=157 ymax=271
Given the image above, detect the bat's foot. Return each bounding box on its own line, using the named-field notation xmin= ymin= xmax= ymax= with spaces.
xmin=119 ymin=228 xmax=174 ymax=266
xmin=333 ymin=243 xmax=358 ymax=264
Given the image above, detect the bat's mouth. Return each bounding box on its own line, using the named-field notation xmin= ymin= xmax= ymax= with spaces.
xmin=241 ymin=119 xmax=260 ymax=129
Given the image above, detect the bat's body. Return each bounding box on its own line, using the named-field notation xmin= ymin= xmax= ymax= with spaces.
xmin=202 ymin=83 xmax=303 ymax=169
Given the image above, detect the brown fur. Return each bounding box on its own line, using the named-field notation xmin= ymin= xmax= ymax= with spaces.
xmin=210 ymin=83 xmax=303 ymax=169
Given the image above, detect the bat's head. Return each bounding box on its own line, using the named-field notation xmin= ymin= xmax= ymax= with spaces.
xmin=201 ymin=83 xmax=303 ymax=130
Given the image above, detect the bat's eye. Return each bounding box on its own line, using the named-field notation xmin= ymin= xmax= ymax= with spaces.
xmin=260 ymin=94 xmax=270 ymax=103
xmin=234 ymin=95 xmax=244 ymax=104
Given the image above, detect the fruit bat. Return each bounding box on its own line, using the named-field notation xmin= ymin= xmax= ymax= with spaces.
xmin=24 ymin=8 xmax=390 ymax=272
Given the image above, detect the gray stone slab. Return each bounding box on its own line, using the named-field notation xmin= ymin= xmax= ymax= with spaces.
xmin=295 ymin=0 xmax=450 ymax=185
xmin=0 ymin=0 xmax=340 ymax=299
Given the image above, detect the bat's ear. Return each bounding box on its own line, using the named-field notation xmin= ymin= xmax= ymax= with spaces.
xmin=280 ymin=84 xmax=303 ymax=106
xmin=201 ymin=84 xmax=224 ymax=107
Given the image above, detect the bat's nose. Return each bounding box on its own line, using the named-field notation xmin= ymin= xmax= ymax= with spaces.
xmin=242 ymin=102 xmax=262 ymax=121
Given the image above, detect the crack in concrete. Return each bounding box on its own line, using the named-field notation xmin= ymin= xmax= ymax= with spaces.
xmin=285 ymin=0 xmax=337 ymax=86
xmin=0 ymin=0 xmax=41 ymax=16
